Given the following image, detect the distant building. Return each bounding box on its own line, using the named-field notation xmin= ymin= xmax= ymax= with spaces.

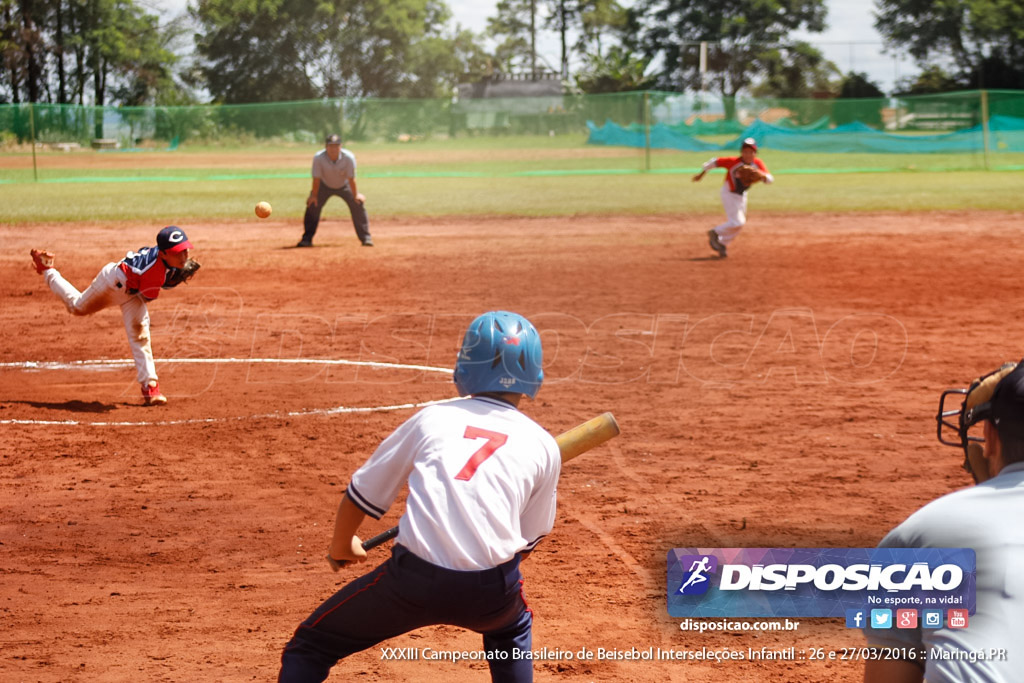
xmin=453 ymin=72 xmax=567 ymax=134
xmin=456 ymin=72 xmax=563 ymax=100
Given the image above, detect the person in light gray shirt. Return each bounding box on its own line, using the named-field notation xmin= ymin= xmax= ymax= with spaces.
xmin=297 ymin=134 xmax=373 ymax=247
xmin=864 ymin=360 xmax=1024 ymax=683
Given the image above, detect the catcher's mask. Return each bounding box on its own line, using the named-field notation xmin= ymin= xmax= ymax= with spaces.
xmin=937 ymin=360 xmax=1023 ymax=477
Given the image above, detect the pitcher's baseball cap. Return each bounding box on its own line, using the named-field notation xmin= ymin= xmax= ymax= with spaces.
xmin=991 ymin=361 xmax=1024 ymax=439
xmin=156 ymin=226 xmax=193 ymax=253
xmin=325 ymin=134 xmax=341 ymax=145
xmin=741 ymin=137 xmax=758 ymax=152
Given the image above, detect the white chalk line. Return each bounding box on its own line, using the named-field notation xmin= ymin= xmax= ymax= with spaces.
xmin=1 ymin=357 xmax=453 ymax=374
xmin=1 ymin=356 xmax=456 ymax=427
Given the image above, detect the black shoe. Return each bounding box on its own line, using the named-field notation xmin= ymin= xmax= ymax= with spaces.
xmin=707 ymin=230 xmax=727 ymax=258
xmin=361 ymin=239 xmax=374 ymax=247
xmin=296 ymin=240 xmax=313 ymax=248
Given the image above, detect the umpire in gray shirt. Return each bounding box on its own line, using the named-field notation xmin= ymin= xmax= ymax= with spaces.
xmin=864 ymin=360 xmax=1024 ymax=683
xmin=297 ymin=134 xmax=373 ymax=247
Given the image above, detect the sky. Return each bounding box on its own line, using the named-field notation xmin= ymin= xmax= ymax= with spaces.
xmin=148 ymin=0 xmax=919 ymax=94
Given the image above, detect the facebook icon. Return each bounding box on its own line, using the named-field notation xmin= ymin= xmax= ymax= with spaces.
xmin=845 ymin=609 xmax=866 ymax=629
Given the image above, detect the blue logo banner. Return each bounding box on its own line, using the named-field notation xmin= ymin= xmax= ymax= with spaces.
xmin=666 ymin=548 xmax=975 ymax=618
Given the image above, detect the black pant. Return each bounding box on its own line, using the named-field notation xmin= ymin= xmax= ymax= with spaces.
xmin=278 ymin=545 xmax=533 ymax=682
xmin=302 ymin=183 xmax=372 ymax=244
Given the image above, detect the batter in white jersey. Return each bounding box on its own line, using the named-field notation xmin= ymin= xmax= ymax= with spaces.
xmin=349 ymin=396 xmax=560 ymax=571
xmin=280 ymin=311 xmax=557 ymax=683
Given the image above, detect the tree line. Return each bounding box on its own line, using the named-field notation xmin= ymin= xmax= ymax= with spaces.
xmin=2 ymin=0 xmax=1022 ymax=106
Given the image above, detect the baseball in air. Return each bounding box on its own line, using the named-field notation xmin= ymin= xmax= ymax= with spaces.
xmin=255 ymin=201 xmax=273 ymax=219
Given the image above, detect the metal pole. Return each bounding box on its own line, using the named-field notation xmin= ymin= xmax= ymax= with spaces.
xmin=643 ymin=91 xmax=651 ymax=172
xmin=980 ymin=90 xmax=991 ymax=171
xmin=699 ymin=41 xmax=708 ymax=108
xmin=530 ymin=0 xmax=537 ymax=78
xmin=29 ymin=102 xmax=38 ymax=182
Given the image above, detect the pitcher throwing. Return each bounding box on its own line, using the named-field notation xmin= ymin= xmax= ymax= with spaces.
xmin=29 ymin=226 xmax=200 ymax=406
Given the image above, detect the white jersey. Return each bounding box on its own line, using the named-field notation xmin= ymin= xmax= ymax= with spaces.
xmin=347 ymin=396 xmax=561 ymax=570
xmin=864 ymin=461 xmax=1024 ymax=682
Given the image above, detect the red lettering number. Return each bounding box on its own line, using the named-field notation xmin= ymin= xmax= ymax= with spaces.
xmin=455 ymin=426 xmax=508 ymax=481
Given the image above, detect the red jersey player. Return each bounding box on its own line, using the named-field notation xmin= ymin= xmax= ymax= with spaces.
xmin=30 ymin=226 xmax=195 ymax=406
xmin=693 ymin=137 xmax=774 ymax=258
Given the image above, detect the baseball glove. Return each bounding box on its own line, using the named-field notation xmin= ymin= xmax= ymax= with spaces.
xmin=167 ymin=258 xmax=201 ymax=286
xmin=735 ymin=164 xmax=763 ymax=186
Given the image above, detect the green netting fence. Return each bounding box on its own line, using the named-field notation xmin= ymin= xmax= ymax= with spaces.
xmin=587 ymin=90 xmax=1024 ymax=157
xmin=1 ymin=90 xmax=1022 ymax=183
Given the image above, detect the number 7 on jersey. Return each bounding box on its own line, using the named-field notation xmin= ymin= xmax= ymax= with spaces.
xmin=454 ymin=426 xmax=508 ymax=481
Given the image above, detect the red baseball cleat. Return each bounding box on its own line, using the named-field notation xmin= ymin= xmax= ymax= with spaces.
xmin=142 ymin=381 xmax=168 ymax=406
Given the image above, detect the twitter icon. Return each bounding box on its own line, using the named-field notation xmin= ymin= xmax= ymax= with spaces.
xmin=871 ymin=609 xmax=893 ymax=629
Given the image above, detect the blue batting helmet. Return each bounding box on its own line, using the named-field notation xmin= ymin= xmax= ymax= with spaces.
xmin=453 ymin=311 xmax=543 ymax=399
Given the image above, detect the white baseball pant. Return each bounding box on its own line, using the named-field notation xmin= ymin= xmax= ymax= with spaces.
xmin=43 ymin=263 xmax=158 ymax=385
xmin=710 ymin=184 xmax=749 ymax=245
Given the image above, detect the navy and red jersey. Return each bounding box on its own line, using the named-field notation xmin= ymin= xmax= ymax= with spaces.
xmin=705 ymin=156 xmax=773 ymax=194
xmin=118 ymin=247 xmax=184 ymax=300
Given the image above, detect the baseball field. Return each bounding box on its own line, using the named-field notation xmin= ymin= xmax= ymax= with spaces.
xmin=1 ymin=139 xmax=1022 ymax=681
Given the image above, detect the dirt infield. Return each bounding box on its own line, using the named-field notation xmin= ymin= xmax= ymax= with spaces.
xmin=2 ymin=211 xmax=1021 ymax=682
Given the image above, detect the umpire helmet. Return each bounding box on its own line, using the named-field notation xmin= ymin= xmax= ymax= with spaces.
xmin=937 ymin=359 xmax=1023 ymax=480
xmin=453 ymin=311 xmax=543 ymax=399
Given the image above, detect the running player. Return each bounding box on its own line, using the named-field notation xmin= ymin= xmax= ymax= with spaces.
xmin=693 ymin=137 xmax=773 ymax=258
xmin=278 ymin=311 xmax=560 ymax=683
xmin=29 ymin=226 xmax=196 ymax=406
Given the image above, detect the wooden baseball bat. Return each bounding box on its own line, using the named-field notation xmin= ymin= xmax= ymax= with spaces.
xmin=554 ymin=411 xmax=620 ymax=464
xmin=328 ymin=412 xmax=620 ymax=570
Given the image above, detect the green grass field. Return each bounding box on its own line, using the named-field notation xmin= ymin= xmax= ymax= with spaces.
xmin=1 ymin=134 xmax=1021 ymax=223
